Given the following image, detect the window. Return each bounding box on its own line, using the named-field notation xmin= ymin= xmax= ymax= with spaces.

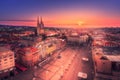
xmin=112 ymin=62 xmax=120 ymax=71
xmin=4 ymin=62 xmax=7 ymax=64
xmin=10 ymin=60 xmax=13 ymax=62
xmin=9 ymin=54 xmax=13 ymax=56
xmin=0 ymin=56 xmax=2 ymax=59
xmin=33 ymin=52 xmax=38 ymax=55
xmin=54 ymin=41 xmax=57 ymax=44
xmin=10 ymin=63 xmax=13 ymax=66
xmin=48 ymin=44 xmax=53 ymax=47
xmin=4 ymin=59 xmax=7 ymax=61
xmin=10 ymin=57 xmax=13 ymax=59
xmin=116 ymin=63 xmax=120 ymax=71
xmin=3 ymin=55 xmax=7 ymax=58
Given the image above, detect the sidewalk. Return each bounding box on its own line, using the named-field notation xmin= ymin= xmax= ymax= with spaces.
xmin=34 ymin=48 xmax=76 ymax=80
xmin=95 ymin=73 xmax=120 ymax=80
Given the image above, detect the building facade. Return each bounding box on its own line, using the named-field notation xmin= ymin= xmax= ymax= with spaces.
xmin=0 ymin=47 xmax=15 ymax=78
xmin=95 ymin=54 xmax=120 ymax=76
xmin=16 ymin=38 xmax=66 ymax=68
xmin=16 ymin=47 xmax=40 ymax=68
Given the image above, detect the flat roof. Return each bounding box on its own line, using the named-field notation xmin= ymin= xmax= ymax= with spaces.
xmin=0 ymin=47 xmax=10 ymax=52
xmin=0 ymin=47 xmax=13 ymax=56
xmin=104 ymin=55 xmax=120 ymax=62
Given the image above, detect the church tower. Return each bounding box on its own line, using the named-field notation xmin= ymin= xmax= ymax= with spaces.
xmin=40 ymin=17 xmax=44 ymax=28
xmin=37 ymin=16 xmax=44 ymax=36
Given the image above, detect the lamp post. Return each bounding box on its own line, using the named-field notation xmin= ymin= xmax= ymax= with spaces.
xmin=32 ymin=66 xmax=38 ymax=80
xmin=45 ymin=71 xmax=49 ymax=80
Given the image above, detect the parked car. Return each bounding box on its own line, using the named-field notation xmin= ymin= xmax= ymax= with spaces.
xmin=78 ymin=72 xmax=87 ymax=80
xmin=15 ymin=63 xmax=27 ymax=72
xmin=57 ymin=54 xmax=61 ymax=59
xmin=82 ymin=57 xmax=89 ymax=61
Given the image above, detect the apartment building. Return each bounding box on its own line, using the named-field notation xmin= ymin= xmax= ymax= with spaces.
xmin=16 ymin=47 xmax=40 ymax=68
xmin=95 ymin=54 xmax=120 ymax=76
xmin=0 ymin=47 xmax=15 ymax=78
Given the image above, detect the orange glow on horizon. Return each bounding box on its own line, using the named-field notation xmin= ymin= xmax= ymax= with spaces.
xmin=0 ymin=10 xmax=120 ymax=28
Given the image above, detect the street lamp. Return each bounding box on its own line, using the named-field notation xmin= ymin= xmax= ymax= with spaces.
xmin=45 ymin=71 xmax=49 ymax=80
xmin=32 ymin=66 xmax=38 ymax=80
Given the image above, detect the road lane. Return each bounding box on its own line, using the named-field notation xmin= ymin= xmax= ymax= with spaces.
xmin=13 ymin=45 xmax=94 ymax=80
xmin=61 ymin=46 xmax=94 ymax=80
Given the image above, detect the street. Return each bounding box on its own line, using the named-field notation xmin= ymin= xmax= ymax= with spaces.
xmin=61 ymin=45 xmax=94 ymax=80
xmin=32 ymin=44 xmax=94 ymax=80
xmin=12 ymin=43 xmax=94 ymax=80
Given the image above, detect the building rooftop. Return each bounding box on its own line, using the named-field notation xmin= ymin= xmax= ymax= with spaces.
xmin=0 ymin=46 xmax=13 ymax=56
xmin=0 ymin=46 xmax=10 ymax=52
xmin=102 ymin=55 xmax=120 ymax=62
xmin=23 ymin=47 xmax=38 ymax=54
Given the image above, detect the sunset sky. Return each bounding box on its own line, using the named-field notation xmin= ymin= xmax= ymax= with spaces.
xmin=0 ymin=0 xmax=120 ymax=28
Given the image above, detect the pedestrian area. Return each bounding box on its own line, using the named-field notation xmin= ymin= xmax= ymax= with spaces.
xmin=33 ymin=48 xmax=77 ymax=80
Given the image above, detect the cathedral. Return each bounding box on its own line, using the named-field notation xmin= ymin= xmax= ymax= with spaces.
xmin=37 ymin=16 xmax=44 ymax=35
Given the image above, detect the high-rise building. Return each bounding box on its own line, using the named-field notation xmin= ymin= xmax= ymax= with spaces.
xmin=37 ymin=16 xmax=44 ymax=36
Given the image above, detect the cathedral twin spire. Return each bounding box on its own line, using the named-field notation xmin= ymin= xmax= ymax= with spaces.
xmin=36 ymin=16 xmax=44 ymax=35
xmin=37 ymin=16 xmax=44 ymax=28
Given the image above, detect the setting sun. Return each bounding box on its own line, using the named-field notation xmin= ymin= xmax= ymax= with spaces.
xmin=77 ymin=21 xmax=84 ymax=26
